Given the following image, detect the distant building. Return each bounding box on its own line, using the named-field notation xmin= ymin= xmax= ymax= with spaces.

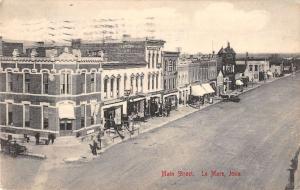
xmin=0 ymin=36 xmax=24 ymax=57
xmin=177 ymin=58 xmax=190 ymax=106
xmin=237 ymin=52 xmax=270 ymax=83
xmin=217 ymin=42 xmax=237 ymax=91
xmin=162 ymin=51 xmax=180 ymax=110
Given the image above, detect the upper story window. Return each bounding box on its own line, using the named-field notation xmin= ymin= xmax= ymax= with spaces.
xmin=152 ymin=75 xmax=155 ymax=90
xmin=173 ymin=61 xmax=176 ymax=71
xmin=136 ymin=76 xmax=139 ymax=92
xmin=7 ymin=103 xmax=13 ymax=125
xmin=148 ymin=52 xmax=151 ymax=68
xmin=81 ymin=72 xmax=86 ymax=93
xmin=148 ymin=75 xmax=150 ymax=90
xmin=156 ymin=74 xmax=159 ymax=89
xmin=168 ymin=60 xmax=173 ymax=72
xmin=255 ymin=65 xmax=258 ymax=71
xmin=42 ymin=72 xmax=49 ymax=94
xmin=7 ymin=72 xmax=13 ymax=92
xmin=156 ymin=52 xmax=159 ymax=66
xmin=91 ymin=72 xmax=96 ymax=92
xmin=110 ymin=78 xmax=114 ymax=97
xmin=140 ymin=76 xmax=144 ymax=92
xmin=60 ymin=71 xmax=72 ymax=94
xmin=24 ymin=72 xmax=30 ymax=93
xmin=130 ymin=76 xmax=134 ymax=91
xmin=249 ymin=65 xmax=253 ymax=72
xmin=116 ymin=77 xmax=120 ymax=97
xmin=164 ymin=60 xmax=168 ymax=72
xmin=124 ymin=75 xmax=127 ymax=90
xmin=152 ymin=52 xmax=155 ymax=68
xmin=104 ymin=78 xmax=108 ymax=98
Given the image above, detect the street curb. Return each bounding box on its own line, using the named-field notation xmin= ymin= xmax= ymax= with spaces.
xmin=63 ymin=75 xmax=291 ymax=163
xmin=20 ymin=152 xmax=47 ymax=159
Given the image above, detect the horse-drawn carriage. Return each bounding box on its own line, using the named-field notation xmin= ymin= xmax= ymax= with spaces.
xmin=0 ymin=138 xmax=27 ymax=157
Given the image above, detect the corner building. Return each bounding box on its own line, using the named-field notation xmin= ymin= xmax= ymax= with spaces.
xmin=0 ymin=49 xmax=103 ymax=136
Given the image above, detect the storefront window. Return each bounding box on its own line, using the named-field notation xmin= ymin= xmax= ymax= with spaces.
xmin=80 ymin=105 xmax=85 ymax=128
xmin=60 ymin=120 xmax=72 ymax=130
xmin=43 ymin=106 xmax=49 ymax=129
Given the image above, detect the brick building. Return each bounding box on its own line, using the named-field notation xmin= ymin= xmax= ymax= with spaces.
xmin=99 ymin=38 xmax=165 ymax=124
xmin=217 ymin=42 xmax=237 ymax=91
xmin=162 ymin=51 xmax=180 ymax=109
xmin=0 ymin=36 xmax=24 ymax=57
xmin=0 ymin=48 xmax=103 ymax=136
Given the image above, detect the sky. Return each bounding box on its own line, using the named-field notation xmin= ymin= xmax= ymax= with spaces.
xmin=0 ymin=0 xmax=299 ymax=54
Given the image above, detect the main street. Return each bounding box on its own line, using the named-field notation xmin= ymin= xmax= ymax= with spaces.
xmin=1 ymin=74 xmax=300 ymax=190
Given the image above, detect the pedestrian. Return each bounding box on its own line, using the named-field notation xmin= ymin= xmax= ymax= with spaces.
xmin=111 ymin=116 xmax=124 ymax=139
xmin=97 ymin=131 xmax=102 ymax=150
xmin=89 ymin=140 xmax=98 ymax=155
xmin=35 ymin=132 xmax=40 ymax=145
xmin=50 ymin=133 xmax=56 ymax=144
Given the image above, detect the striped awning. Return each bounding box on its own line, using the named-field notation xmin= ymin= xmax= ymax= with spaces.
xmin=202 ymin=83 xmax=215 ymax=93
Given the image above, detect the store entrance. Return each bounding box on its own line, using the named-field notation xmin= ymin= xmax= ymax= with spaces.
xmin=59 ymin=119 xmax=73 ymax=136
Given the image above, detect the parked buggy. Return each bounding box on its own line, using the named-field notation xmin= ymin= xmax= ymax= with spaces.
xmin=220 ymin=94 xmax=240 ymax=103
xmin=0 ymin=138 xmax=27 ymax=157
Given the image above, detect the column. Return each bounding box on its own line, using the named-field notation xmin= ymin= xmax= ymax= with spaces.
xmin=113 ymin=77 xmax=117 ymax=98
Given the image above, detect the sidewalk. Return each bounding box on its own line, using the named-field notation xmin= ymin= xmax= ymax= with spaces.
xmin=20 ymin=75 xmax=290 ymax=165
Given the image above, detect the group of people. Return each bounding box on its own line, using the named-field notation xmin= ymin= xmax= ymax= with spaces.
xmin=33 ymin=132 xmax=56 ymax=145
xmin=149 ymin=100 xmax=172 ymax=117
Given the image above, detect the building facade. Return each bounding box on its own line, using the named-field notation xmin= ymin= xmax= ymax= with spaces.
xmin=0 ymin=37 xmax=24 ymax=57
xmin=0 ymin=48 xmax=103 ymax=137
xmin=162 ymin=51 xmax=180 ymax=109
xmin=217 ymin=42 xmax=237 ymax=91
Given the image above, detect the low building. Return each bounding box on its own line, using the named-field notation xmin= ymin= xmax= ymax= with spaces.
xmin=0 ymin=36 xmax=24 ymax=57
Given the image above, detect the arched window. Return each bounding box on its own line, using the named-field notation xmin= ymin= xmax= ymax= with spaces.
xmin=148 ymin=74 xmax=151 ymax=90
xmin=6 ymin=71 xmax=13 ymax=92
xmin=24 ymin=71 xmax=30 ymax=93
xmin=42 ymin=71 xmax=49 ymax=94
xmin=152 ymin=74 xmax=155 ymax=90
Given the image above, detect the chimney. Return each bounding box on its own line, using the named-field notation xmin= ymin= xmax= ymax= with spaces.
xmin=227 ymin=41 xmax=230 ymax=48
